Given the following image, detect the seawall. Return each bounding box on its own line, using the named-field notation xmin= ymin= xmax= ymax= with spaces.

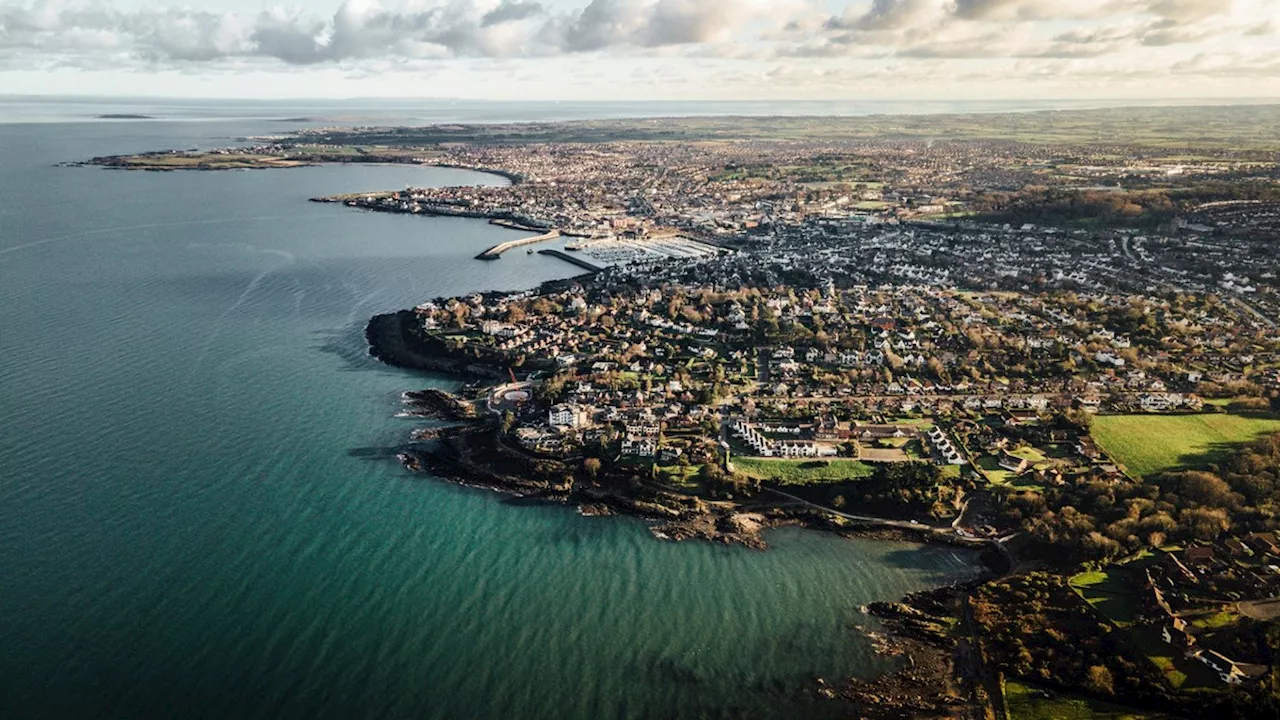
xmin=537 ymin=249 xmax=606 ymax=273
xmin=475 ymin=230 xmax=561 ymax=260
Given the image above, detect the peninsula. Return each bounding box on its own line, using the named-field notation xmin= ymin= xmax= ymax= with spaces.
xmin=83 ymin=105 xmax=1280 ymax=718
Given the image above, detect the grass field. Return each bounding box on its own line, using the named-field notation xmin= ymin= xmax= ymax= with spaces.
xmin=654 ymin=464 xmax=701 ymax=488
xmin=1008 ymin=446 xmax=1048 ymax=462
xmin=1091 ymin=413 xmax=1280 ymax=478
xmin=732 ymin=457 xmax=875 ymax=485
xmin=1070 ymin=570 xmax=1139 ymax=626
xmin=1005 ymin=679 xmax=1165 ymax=719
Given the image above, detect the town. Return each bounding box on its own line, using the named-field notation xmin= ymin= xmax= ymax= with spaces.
xmin=92 ymin=108 xmax=1280 ymax=720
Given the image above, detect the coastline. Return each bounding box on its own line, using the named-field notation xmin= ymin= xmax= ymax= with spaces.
xmin=375 ymin=304 xmax=1006 ymax=717
xmin=77 ymin=151 xmax=524 ymax=187
xmin=76 ymin=141 xmax=1008 ymax=716
xmin=366 ymin=307 xmax=1009 ymax=577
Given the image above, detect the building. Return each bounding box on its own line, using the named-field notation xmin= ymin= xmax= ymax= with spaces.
xmin=548 ymin=404 xmax=590 ymax=428
xmin=998 ymin=450 xmax=1031 ymax=474
xmin=1192 ymin=650 xmax=1249 ymax=685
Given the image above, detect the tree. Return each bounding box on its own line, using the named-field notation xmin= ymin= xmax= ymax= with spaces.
xmin=1172 ymin=471 xmax=1236 ymax=509
xmin=1179 ymin=506 xmax=1230 ymax=541
xmin=1084 ymin=665 xmax=1114 ymax=696
xmin=583 ymin=457 xmax=601 ymax=479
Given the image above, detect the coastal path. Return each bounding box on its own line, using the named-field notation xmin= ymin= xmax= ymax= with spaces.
xmin=763 ymin=488 xmax=987 ymax=546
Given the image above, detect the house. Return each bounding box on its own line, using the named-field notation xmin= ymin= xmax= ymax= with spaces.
xmin=1246 ymin=532 xmax=1280 ymax=556
xmin=1183 ymin=546 xmax=1216 ymax=569
xmin=1224 ymin=538 xmax=1252 ymax=558
xmin=998 ymin=450 xmax=1031 ymax=474
xmin=548 ymin=404 xmax=590 ymax=428
xmin=1075 ymin=438 xmax=1102 ymax=461
xmin=621 ymin=437 xmax=657 ymax=457
xmin=775 ymin=440 xmax=829 ymax=458
xmin=657 ymin=446 xmax=683 ymax=464
xmin=1161 ymin=618 xmax=1196 ymax=652
xmin=1192 ymin=650 xmax=1249 ymax=685
xmin=1160 ymin=552 xmax=1198 ymax=583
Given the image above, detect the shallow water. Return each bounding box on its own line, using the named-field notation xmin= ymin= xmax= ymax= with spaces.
xmin=0 ymin=119 xmax=981 ymax=719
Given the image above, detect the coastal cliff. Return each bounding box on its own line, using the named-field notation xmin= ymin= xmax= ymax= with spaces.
xmin=365 ymin=310 xmax=506 ymax=379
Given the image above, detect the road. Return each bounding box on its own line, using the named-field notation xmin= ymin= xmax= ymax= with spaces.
xmin=1233 ymin=297 xmax=1277 ymax=329
xmin=1238 ymin=596 xmax=1280 ymax=620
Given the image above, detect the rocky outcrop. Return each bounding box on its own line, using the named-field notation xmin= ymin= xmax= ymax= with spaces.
xmin=365 ymin=311 xmax=504 ymax=379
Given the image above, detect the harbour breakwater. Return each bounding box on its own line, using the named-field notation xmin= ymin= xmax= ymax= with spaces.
xmin=537 ymin=249 xmax=606 ymax=272
xmin=475 ymin=230 xmax=561 ymax=260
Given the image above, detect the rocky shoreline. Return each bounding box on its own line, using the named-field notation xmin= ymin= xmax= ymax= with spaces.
xmin=368 ymin=306 xmax=1005 ymax=717
xmin=369 ymin=308 xmax=1010 ymax=567
xmin=399 ymin=422 xmax=781 ymax=549
xmin=830 ymin=581 xmax=992 ymax=719
xmin=366 ymin=310 xmax=508 ymax=379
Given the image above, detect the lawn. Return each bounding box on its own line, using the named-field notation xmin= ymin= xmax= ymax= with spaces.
xmin=1004 ymin=679 xmax=1166 ymax=719
xmin=1127 ymin=625 xmax=1226 ymax=689
xmin=1008 ymin=446 xmax=1048 ymax=462
xmin=977 ymin=455 xmax=1042 ymax=491
xmin=1091 ymin=412 xmax=1280 ymax=478
xmin=976 ymin=455 xmax=1012 ymax=483
xmin=732 ymin=457 xmax=875 ymax=485
xmin=654 ymin=464 xmax=701 ymax=487
xmin=1070 ymin=569 xmax=1138 ymax=626
xmin=1191 ymin=609 xmax=1239 ymax=630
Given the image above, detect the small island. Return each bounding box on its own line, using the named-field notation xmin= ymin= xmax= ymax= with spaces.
xmin=96 ymin=113 xmax=155 ymax=120
xmin=78 ymin=105 xmax=1280 ymax=718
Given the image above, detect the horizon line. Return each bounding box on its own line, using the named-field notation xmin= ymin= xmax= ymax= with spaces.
xmin=5 ymin=94 xmax=1280 ymax=105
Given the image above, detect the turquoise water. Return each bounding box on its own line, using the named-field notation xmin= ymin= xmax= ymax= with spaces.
xmin=0 ymin=120 xmax=981 ymax=718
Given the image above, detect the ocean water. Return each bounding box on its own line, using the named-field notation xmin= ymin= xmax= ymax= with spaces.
xmin=0 ymin=119 xmax=981 ymax=719
xmin=5 ymin=94 xmax=1275 ymax=125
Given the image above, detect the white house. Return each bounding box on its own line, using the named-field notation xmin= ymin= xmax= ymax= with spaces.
xmin=548 ymin=404 xmax=590 ymax=428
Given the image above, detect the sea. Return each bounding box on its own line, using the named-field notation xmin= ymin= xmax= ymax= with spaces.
xmin=0 ymin=99 xmax=988 ymax=719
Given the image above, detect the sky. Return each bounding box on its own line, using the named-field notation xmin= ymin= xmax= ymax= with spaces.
xmin=1 ymin=0 xmax=1279 ymax=100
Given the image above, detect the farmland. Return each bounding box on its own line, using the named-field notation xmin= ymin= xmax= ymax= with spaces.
xmin=1091 ymin=412 xmax=1280 ymax=478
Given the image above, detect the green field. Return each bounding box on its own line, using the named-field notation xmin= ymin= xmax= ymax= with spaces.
xmin=654 ymin=464 xmax=701 ymax=488
xmin=1005 ymin=679 xmax=1165 ymax=719
xmin=1008 ymin=446 xmax=1048 ymax=462
xmin=1091 ymin=413 xmax=1280 ymax=478
xmin=732 ymin=457 xmax=874 ymax=485
xmin=1003 ymin=676 xmax=1167 ymax=712
xmin=1070 ymin=569 xmax=1138 ymax=626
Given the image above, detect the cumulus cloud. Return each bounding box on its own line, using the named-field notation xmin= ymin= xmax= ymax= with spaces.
xmin=480 ymin=0 xmax=544 ymax=27
xmin=0 ymin=0 xmax=1273 ymax=78
xmin=0 ymin=0 xmax=778 ymax=65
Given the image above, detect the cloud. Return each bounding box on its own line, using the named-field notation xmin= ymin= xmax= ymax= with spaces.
xmin=480 ymin=0 xmax=543 ymax=27
xmin=824 ymin=0 xmax=933 ymax=31
xmin=638 ymin=0 xmax=744 ymax=46
xmin=544 ymin=0 xmax=646 ymax=52
xmin=1245 ymin=19 xmax=1276 ymax=35
xmin=0 ymin=0 xmax=1272 ymax=78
